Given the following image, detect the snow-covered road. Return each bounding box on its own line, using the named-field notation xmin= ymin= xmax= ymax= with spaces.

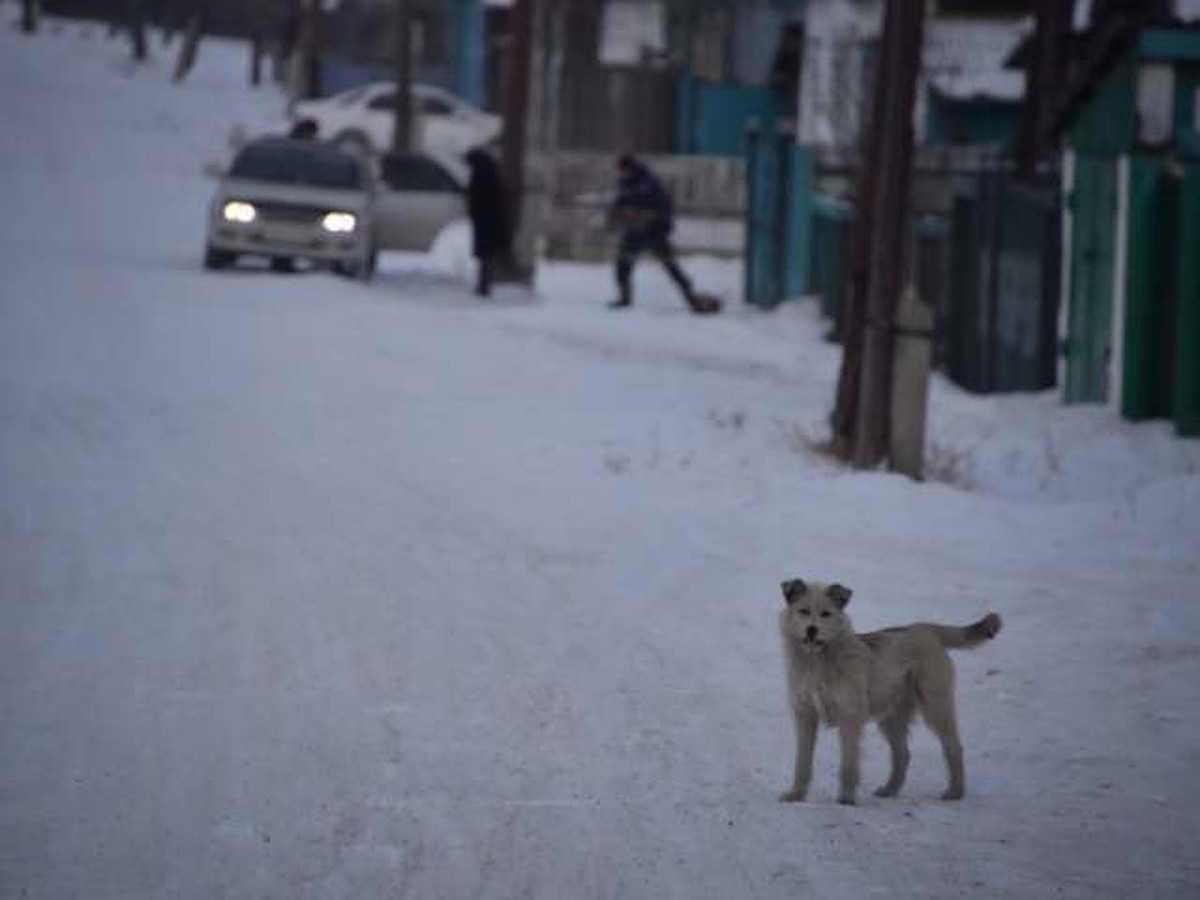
xmin=2 ymin=19 xmax=1199 ymax=900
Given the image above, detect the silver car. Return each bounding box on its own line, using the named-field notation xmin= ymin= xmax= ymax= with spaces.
xmin=205 ymin=138 xmax=465 ymax=279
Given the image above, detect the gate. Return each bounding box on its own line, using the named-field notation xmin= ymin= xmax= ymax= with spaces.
xmin=946 ymin=169 xmax=1061 ymax=393
xmin=744 ymin=125 xmax=812 ymax=308
xmin=1065 ymin=155 xmax=1117 ymax=403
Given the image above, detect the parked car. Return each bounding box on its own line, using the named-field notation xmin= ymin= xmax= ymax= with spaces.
xmin=292 ymin=82 xmax=503 ymax=165
xmin=205 ymin=137 xmax=465 ymax=277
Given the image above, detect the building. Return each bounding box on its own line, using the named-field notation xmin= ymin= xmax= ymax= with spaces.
xmin=1057 ymin=24 xmax=1200 ymax=434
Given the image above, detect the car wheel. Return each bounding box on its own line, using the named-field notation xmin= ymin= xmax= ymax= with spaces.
xmin=204 ymin=245 xmax=235 ymax=270
xmin=333 ymin=130 xmax=374 ymax=160
xmin=360 ymin=247 xmax=378 ymax=282
xmin=270 ymin=256 xmax=295 ymax=273
xmin=333 ymin=248 xmax=376 ymax=282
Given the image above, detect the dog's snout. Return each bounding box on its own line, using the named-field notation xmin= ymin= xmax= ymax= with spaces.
xmin=806 ymin=625 xmax=818 ymax=640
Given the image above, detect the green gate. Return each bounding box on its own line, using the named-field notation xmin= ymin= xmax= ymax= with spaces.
xmin=744 ymin=125 xmax=813 ymax=308
xmin=1065 ymin=155 xmax=1117 ymax=403
xmin=945 ymin=169 xmax=1060 ymax=393
xmin=1121 ymin=157 xmax=1181 ymax=419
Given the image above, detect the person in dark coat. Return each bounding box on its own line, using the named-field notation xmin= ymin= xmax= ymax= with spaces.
xmin=607 ymin=153 xmax=696 ymax=310
xmin=464 ymin=147 xmax=511 ymax=297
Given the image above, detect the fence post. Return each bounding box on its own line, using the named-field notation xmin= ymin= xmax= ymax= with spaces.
xmin=783 ymin=142 xmax=814 ymax=301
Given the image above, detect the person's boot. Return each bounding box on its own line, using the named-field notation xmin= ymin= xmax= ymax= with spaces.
xmin=609 ymin=262 xmax=633 ymax=308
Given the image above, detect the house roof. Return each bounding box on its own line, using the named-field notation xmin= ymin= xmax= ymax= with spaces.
xmin=1053 ymin=25 xmax=1200 ymax=133
xmin=924 ymin=18 xmax=1033 ymax=103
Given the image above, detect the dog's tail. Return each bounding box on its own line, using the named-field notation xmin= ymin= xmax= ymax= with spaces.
xmin=933 ymin=613 xmax=1002 ymax=650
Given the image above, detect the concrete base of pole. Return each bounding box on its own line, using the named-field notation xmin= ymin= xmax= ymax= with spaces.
xmin=889 ymin=287 xmax=933 ymax=480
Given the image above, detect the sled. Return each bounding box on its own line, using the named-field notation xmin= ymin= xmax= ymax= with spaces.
xmin=688 ymin=292 xmax=723 ymax=315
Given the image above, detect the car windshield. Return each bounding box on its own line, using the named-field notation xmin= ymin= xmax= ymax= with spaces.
xmin=229 ymin=140 xmax=363 ymax=189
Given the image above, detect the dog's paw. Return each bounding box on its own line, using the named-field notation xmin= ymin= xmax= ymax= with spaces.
xmin=941 ymin=787 xmax=964 ymax=801
xmin=778 ymin=790 xmax=807 ymax=803
xmin=836 ymin=792 xmax=858 ymax=806
xmin=873 ymin=784 xmax=900 ymax=798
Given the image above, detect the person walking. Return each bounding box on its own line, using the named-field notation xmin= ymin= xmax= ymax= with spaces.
xmin=464 ymin=147 xmax=511 ymax=297
xmin=607 ymin=154 xmax=696 ymax=310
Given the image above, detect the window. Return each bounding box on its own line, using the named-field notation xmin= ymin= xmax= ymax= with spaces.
xmin=420 ymin=96 xmax=454 ymax=116
xmin=230 ymin=141 xmax=364 ymax=190
xmin=380 ymin=153 xmax=461 ymax=193
xmin=1136 ymin=63 xmax=1174 ymax=146
xmin=367 ymin=91 xmax=396 ymax=112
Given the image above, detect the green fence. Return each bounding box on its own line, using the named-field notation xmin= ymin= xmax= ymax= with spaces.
xmin=1121 ymin=157 xmax=1200 ymax=436
xmin=1176 ymin=169 xmax=1200 ymax=436
xmin=809 ymin=195 xmax=852 ymax=338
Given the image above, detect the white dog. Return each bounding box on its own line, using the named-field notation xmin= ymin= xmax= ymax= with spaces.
xmin=778 ymin=578 xmax=1002 ymax=805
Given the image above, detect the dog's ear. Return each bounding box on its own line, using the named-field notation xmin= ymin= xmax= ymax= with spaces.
xmin=781 ymin=578 xmax=807 ymax=605
xmin=826 ymin=583 xmax=853 ymax=608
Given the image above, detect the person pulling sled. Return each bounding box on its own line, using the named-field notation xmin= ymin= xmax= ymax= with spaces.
xmin=607 ymin=154 xmax=719 ymax=314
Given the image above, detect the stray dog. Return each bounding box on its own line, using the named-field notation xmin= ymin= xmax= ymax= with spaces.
xmin=778 ymin=578 xmax=1002 ymax=805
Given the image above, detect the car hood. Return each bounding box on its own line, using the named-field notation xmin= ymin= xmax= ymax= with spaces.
xmin=214 ymin=177 xmax=370 ymax=213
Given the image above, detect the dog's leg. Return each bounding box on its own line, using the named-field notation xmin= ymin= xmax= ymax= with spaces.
xmin=919 ymin=679 xmax=965 ymax=800
xmin=779 ymin=708 xmax=818 ymax=802
xmin=873 ymin=698 xmax=915 ymax=797
xmin=836 ymin=719 xmax=864 ymax=805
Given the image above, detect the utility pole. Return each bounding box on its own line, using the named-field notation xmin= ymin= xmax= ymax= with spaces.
xmin=391 ymin=0 xmax=413 ymax=153
xmin=831 ymin=0 xmax=925 ymax=469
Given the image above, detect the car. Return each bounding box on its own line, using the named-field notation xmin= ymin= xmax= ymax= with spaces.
xmin=292 ymin=82 xmax=503 ymax=166
xmin=205 ymin=137 xmax=465 ymax=277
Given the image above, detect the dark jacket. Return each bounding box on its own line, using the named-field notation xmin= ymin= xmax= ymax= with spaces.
xmin=465 ymin=149 xmax=510 ymax=258
xmin=611 ymin=156 xmax=674 ymax=239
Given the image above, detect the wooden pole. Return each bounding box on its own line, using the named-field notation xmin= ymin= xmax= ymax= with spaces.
xmin=1014 ymin=0 xmax=1071 ymax=181
xmin=851 ymin=0 xmax=924 ymax=469
xmin=499 ymin=0 xmax=535 ymax=281
xmin=831 ymin=0 xmax=895 ymax=459
xmin=501 ymin=0 xmax=533 ymax=228
xmin=830 ymin=0 xmax=925 ymax=468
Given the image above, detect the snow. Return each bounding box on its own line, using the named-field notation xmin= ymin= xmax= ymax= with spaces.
xmin=924 ymin=18 xmax=1032 ymax=103
xmin=3 ymin=17 xmax=1200 ymax=900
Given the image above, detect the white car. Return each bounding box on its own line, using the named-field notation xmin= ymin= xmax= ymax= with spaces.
xmin=205 ymin=137 xmax=465 ymax=277
xmin=293 ymin=82 xmax=502 ymax=166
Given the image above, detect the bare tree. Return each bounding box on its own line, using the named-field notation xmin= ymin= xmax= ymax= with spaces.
xmin=21 ymin=0 xmax=41 ymax=34
xmin=249 ymin=3 xmax=267 ymax=87
xmin=161 ymin=0 xmax=179 ymax=47
xmin=131 ymin=0 xmax=149 ymax=62
xmin=173 ymin=1 xmax=208 ymax=82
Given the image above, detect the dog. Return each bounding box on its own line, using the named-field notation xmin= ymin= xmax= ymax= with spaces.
xmin=778 ymin=578 xmax=1002 ymax=805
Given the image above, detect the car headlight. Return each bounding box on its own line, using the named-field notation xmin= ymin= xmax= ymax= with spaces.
xmin=222 ymin=200 xmax=257 ymax=224
xmin=321 ymin=211 xmax=357 ymax=234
